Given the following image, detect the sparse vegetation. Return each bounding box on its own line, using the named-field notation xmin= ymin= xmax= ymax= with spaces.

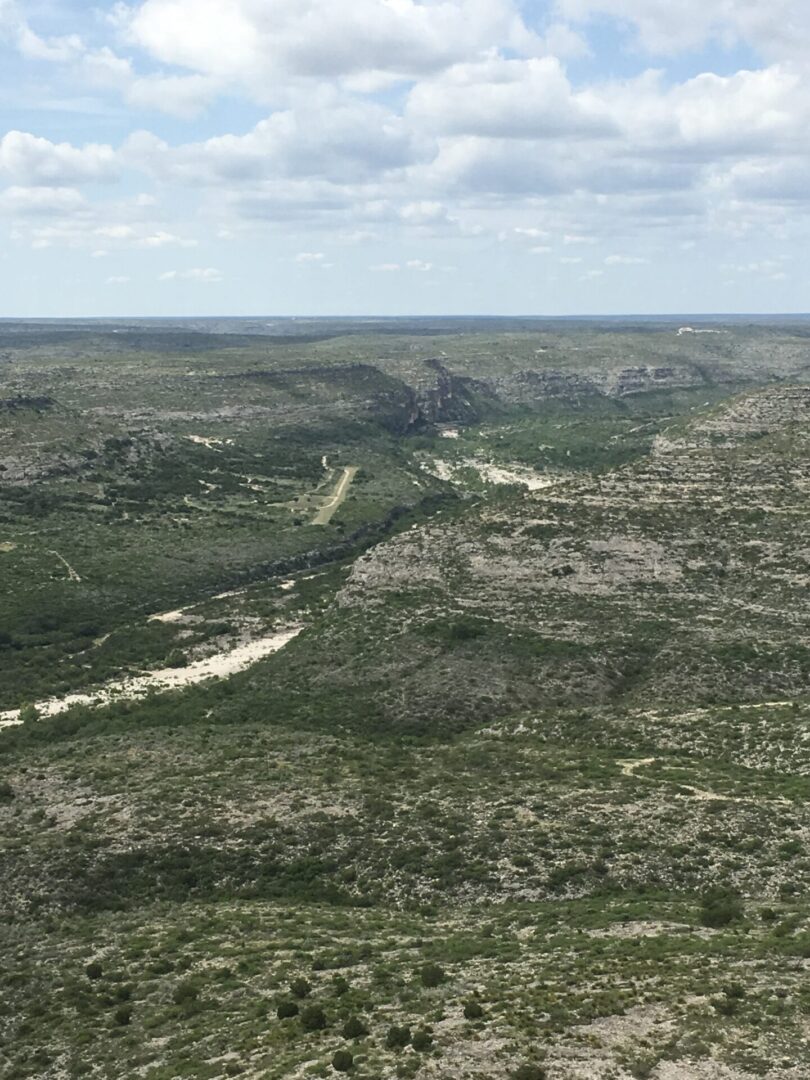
xmin=2 ymin=319 xmax=810 ymax=1078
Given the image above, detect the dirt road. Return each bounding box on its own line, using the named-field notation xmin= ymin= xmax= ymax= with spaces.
xmin=313 ymin=466 xmax=358 ymax=525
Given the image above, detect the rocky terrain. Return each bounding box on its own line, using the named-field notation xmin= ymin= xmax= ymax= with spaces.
xmin=1 ymin=319 xmax=810 ymax=1079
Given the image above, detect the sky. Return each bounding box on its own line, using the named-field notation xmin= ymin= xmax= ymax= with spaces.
xmin=1 ymin=0 xmax=809 ymax=316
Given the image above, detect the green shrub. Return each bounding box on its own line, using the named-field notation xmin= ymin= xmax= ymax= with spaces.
xmin=419 ymin=962 xmax=446 ymax=988
xmin=412 ymin=1028 xmax=433 ymax=1052
xmin=386 ymin=1025 xmax=411 ymax=1049
xmin=342 ymin=1016 xmax=368 ymax=1039
xmin=85 ymin=962 xmax=103 ymax=981
xmin=277 ymin=1001 xmax=299 ymax=1019
xmin=290 ymin=977 xmax=312 ymax=999
xmin=512 ymin=1066 xmax=546 ymax=1080
xmin=332 ymin=1050 xmax=353 ymax=1072
xmin=113 ymin=1005 xmax=132 ymax=1026
xmin=464 ymin=1000 xmax=484 ymax=1020
xmin=699 ymin=886 xmax=745 ymax=928
xmin=300 ymin=1005 xmax=327 ymax=1031
xmin=172 ymin=981 xmax=199 ymax=1006
xmin=712 ymin=995 xmax=740 ymax=1016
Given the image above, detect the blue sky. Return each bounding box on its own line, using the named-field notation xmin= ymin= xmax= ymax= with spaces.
xmin=0 ymin=0 xmax=809 ymax=316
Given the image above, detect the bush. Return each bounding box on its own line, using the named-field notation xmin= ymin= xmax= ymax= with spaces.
xmin=0 ymin=780 xmax=14 ymax=802
xmin=332 ymin=975 xmax=349 ymax=996
xmin=342 ymin=1016 xmax=368 ymax=1039
xmin=386 ymin=1025 xmax=411 ymax=1049
xmin=712 ymin=995 xmax=740 ymax=1017
xmin=290 ymin=977 xmax=312 ymax=999
xmin=85 ymin=962 xmax=103 ymax=981
xmin=700 ymin=886 xmax=745 ymax=928
xmin=412 ymin=1028 xmax=433 ymax=1052
xmin=277 ymin=1001 xmax=299 ymax=1019
xmin=300 ymin=1005 xmax=327 ymax=1031
xmin=419 ymin=962 xmax=446 ymax=988
xmin=512 ymin=1067 xmax=546 ymax=1080
xmin=464 ymin=1000 xmax=484 ymax=1020
xmin=172 ymin=981 xmax=199 ymax=1006
xmin=332 ymin=1050 xmax=353 ymax=1073
xmin=113 ymin=1005 xmax=132 ymax=1026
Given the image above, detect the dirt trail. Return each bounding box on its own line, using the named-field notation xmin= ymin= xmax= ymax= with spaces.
xmin=0 ymin=627 xmax=302 ymax=729
xmin=617 ymin=755 xmax=788 ymax=805
xmin=313 ymin=466 xmax=358 ymax=525
xmin=618 ymin=757 xmax=656 ymax=777
xmin=47 ymin=550 xmax=81 ymax=582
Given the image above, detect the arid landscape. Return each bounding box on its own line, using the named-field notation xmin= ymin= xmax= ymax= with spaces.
xmin=2 ymin=317 xmax=810 ymax=1078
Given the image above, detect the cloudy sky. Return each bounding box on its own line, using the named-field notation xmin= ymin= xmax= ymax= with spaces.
xmin=1 ymin=0 xmax=809 ymax=316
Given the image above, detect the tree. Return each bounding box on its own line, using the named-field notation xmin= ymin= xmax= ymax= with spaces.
xmin=412 ymin=1028 xmax=433 ymax=1051
xmin=419 ymin=962 xmax=446 ymax=988
xmin=342 ymin=1016 xmax=368 ymax=1039
xmin=332 ymin=1050 xmax=353 ymax=1072
xmin=385 ymin=1025 xmax=411 ymax=1049
xmin=290 ymin=977 xmax=312 ymax=999
xmin=300 ymin=1005 xmax=327 ymax=1031
xmin=700 ymin=885 xmax=745 ymax=928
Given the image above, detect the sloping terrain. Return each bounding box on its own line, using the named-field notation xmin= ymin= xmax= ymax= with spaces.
xmin=1 ymin=320 xmax=810 ymax=1079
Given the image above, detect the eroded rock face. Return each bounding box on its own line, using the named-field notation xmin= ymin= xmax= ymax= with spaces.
xmin=342 ymin=530 xmax=682 ymax=604
xmin=334 ymin=384 xmax=810 ymax=719
xmin=484 ymin=364 xmax=708 ymax=406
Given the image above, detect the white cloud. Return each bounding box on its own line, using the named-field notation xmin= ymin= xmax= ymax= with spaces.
xmin=605 ymin=254 xmax=649 ymax=264
xmin=138 ymin=230 xmax=195 ymax=247
xmin=159 ymin=266 xmax=223 ymax=281
xmin=117 ymin=0 xmax=542 ymax=94
xmin=0 ymin=185 xmax=86 ymax=214
xmin=4 ymin=0 xmax=810 ymax=312
xmin=15 ymin=25 xmax=84 ymax=62
xmin=555 ymin=0 xmax=810 ymax=61
xmin=0 ymin=131 xmax=118 ymax=186
xmin=124 ymin=95 xmax=424 ymax=186
xmin=126 ymin=73 xmax=221 ymax=118
xmin=106 ymin=275 xmax=130 ymax=284
xmin=95 ymin=224 xmax=137 ymax=239
xmin=407 ymin=56 xmax=615 ymax=139
xmin=399 ymin=200 xmax=449 ymax=225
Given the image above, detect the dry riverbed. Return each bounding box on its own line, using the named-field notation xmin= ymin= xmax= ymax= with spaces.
xmin=0 ymin=627 xmax=302 ymax=728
